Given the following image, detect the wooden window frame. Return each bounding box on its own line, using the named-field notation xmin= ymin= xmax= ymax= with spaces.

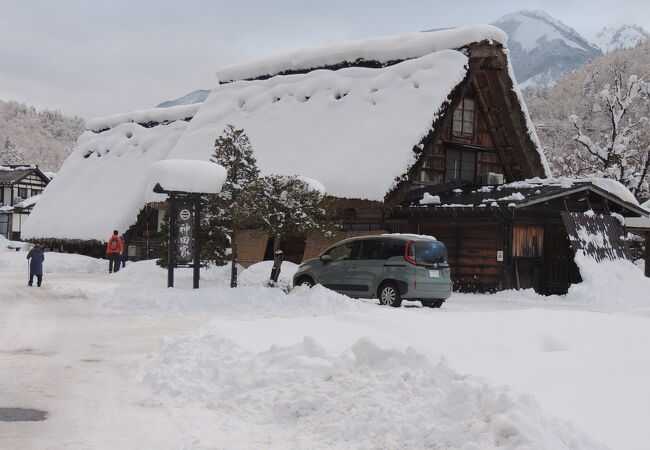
xmin=452 ymin=98 xmax=475 ymax=139
xmin=445 ymin=148 xmax=476 ymax=182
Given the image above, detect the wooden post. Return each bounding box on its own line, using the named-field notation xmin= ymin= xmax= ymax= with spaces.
xmin=168 ymin=193 xmax=176 ymax=288
xmin=230 ymin=230 xmax=238 ymax=288
xmin=270 ymin=249 xmax=284 ymax=285
xmin=193 ymin=195 xmax=201 ymax=289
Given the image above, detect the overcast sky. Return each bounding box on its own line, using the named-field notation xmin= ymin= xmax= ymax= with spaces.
xmin=1 ymin=0 xmax=649 ymax=119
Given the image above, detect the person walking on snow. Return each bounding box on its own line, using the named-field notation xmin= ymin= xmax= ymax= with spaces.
xmin=106 ymin=230 xmax=124 ymax=273
xmin=120 ymin=235 xmax=128 ymax=269
xmin=26 ymin=245 xmax=45 ymax=287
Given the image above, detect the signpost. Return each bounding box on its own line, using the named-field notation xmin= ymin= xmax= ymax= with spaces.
xmin=156 ymin=188 xmax=203 ymax=289
xmin=149 ymin=158 xmax=226 ymax=290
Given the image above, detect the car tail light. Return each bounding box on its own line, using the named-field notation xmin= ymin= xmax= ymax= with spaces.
xmin=404 ymin=240 xmax=416 ymax=265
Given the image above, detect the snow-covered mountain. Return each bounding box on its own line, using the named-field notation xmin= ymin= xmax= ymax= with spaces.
xmin=592 ymin=24 xmax=650 ymax=53
xmin=492 ymin=10 xmax=602 ymax=90
xmin=156 ymin=89 xmax=210 ymax=108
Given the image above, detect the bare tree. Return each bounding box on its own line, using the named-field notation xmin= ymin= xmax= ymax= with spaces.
xmin=568 ymin=67 xmax=649 ymax=197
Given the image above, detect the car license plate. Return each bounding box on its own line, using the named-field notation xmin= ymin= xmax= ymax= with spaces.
xmin=429 ymin=270 xmax=440 ymax=278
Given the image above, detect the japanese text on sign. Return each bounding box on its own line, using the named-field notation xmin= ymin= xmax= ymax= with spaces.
xmin=176 ymin=205 xmax=193 ymax=264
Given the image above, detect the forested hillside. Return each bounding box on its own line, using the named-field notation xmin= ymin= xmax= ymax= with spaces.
xmin=0 ymin=99 xmax=84 ymax=171
xmin=526 ymin=40 xmax=650 ymax=199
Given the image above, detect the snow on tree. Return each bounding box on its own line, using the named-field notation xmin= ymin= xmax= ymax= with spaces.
xmin=205 ymin=124 xmax=260 ymax=287
xmin=526 ymin=42 xmax=650 ymax=201
xmin=240 ymin=175 xmax=337 ymax=286
xmin=0 ymin=99 xmax=84 ymax=170
xmin=1 ymin=136 xmax=26 ymax=165
xmin=567 ymin=67 xmax=649 ymax=197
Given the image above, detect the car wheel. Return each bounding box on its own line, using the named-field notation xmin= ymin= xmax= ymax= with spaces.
xmin=296 ymin=276 xmax=315 ymax=288
xmin=378 ymin=283 xmax=402 ymax=307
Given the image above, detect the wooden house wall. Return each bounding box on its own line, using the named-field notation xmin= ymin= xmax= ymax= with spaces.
xmin=415 ymin=221 xmax=501 ymax=292
xmin=12 ymin=174 xmax=48 ymax=200
xmin=234 ymin=230 xmax=269 ymax=268
xmin=415 ymin=94 xmax=507 ymax=189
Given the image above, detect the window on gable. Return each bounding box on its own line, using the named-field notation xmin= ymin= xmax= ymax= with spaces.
xmin=17 ymin=188 xmax=28 ymax=199
xmin=446 ymin=149 xmax=476 ymax=182
xmin=452 ymin=98 xmax=475 ymax=138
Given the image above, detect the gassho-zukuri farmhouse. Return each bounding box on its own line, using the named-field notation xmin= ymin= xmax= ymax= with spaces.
xmin=22 ymin=24 xmax=650 ymax=294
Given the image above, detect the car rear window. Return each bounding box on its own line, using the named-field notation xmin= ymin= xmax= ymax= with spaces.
xmin=414 ymin=241 xmax=447 ymax=263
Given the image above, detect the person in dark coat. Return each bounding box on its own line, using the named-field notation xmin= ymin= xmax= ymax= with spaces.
xmin=26 ymin=245 xmax=45 ymax=287
xmin=120 ymin=235 xmax=128 ymax=269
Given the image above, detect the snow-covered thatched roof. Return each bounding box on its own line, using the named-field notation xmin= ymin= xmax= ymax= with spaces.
xmin=22 ymin=106 xmax=193 ymax=242
xmin=169 ymin=49 xmax=470 ymax=201
xmin=23 ymin=25 xmax=546 ymax=242
xmin=215 ymin=25 xmax=508 ymax=83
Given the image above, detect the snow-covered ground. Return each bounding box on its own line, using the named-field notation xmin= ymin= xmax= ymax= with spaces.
xmin=2 ymin=251 xmax=650 ymax=449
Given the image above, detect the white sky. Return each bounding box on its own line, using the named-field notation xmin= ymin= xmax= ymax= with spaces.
xmin=1 ymin=0 xmax=649 ymax=119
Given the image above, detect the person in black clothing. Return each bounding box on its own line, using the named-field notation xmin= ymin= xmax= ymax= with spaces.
xmin=121 ymin=236 xmax=128 ymax=268
xmin=27 ymin=245 xmax=45 ymax=287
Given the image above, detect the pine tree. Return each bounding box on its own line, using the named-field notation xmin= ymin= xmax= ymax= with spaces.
xmin=205 ymin=125 xmax=260 ymax=287
xmin=240 ymin=175 xmax=337 ymax=286
xmin=1 ymin=137 xmax=26 ymax=165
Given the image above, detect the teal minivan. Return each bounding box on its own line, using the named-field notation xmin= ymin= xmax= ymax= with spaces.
xmin=292 ymin=234 xmax=452 ymax=307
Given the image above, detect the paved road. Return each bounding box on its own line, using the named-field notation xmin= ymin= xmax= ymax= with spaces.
xmin=0 ymin=272 xmax=200 ymax=449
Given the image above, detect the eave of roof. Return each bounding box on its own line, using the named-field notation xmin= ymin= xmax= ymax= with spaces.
xmin=409 ymin=182 xmax=648 ymax=216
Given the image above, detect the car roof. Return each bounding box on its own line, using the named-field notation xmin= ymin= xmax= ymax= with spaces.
xmin=337 ymin=234 xmax=438 ymax=244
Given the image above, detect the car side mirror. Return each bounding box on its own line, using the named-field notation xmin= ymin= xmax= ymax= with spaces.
xmin=320 ymin=254 xmax=332 ymax=264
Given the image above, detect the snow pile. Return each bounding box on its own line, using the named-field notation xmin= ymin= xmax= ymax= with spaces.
xmin=146 ymin=159 xmax=226 ymax=196
xmin=0 ymin=251 xmax=106 ymax=274
xmin=419 ymin=192 xmax=441 ymax=205
xmin=215 ymin=25 xmax=507 ymax=82
xmin=238 ymin=260 xmax=299 ymax=289
xmin=588 ymin=178 xmax=639 ymax=205
xmin=499 ymin=177 xmax=639 ymax=206
xmin=23 ymin=117 xmax=190 ymax=242
xmin=498 ymin=191 xmax=526 ymax=202
xmin=144 ymin=332 xmax=605 ymax=449
xmin=13 ymin=194 xmax=41 ymax=209
xmin=0 ymin=234 xmax=9 ymax=253
xmin=101 ymin=283 xmax=367 ymax=319
xmin=113 ymin=259 xmax=236 ymax=283
xmin=568 ymin=252 xmax=650 ymax=303
xmin=170 ymin=50 xmax=469 ymax=201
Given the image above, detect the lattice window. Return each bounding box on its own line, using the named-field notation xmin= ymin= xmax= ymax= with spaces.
xmin=452 ymin=98 xmax=475 ymax=138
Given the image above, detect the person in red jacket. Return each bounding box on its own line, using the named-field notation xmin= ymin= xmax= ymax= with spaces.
xmin=106 ymin=230 xmax=124 ymax=274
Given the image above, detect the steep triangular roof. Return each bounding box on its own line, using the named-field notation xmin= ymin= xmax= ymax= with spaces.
xmin=24 ymin=25 xmax=549 ymax=242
